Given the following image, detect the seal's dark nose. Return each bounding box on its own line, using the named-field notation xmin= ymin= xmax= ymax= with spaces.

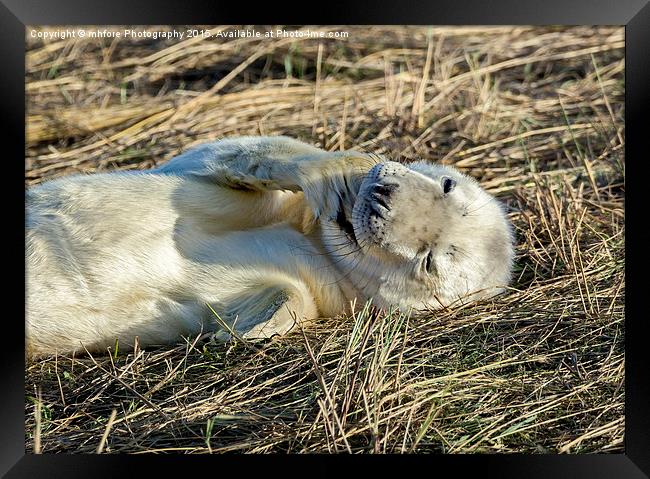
xmin=370 ymin=182 xmax=398 ymax=210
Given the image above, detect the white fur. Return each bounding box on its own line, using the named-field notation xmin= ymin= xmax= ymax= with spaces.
xmin=26 ymin=136 xmax=513 ymax=358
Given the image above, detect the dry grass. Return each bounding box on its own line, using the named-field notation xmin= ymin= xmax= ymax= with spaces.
xmin=25 ymin=25 xmax=624 ymax=453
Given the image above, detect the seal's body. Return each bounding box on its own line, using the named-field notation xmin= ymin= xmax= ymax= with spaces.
xmin=26 ymin=136 xmax=514 ymax=357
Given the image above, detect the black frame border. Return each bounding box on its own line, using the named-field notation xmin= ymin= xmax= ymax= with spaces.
xmin=3 ymin=0 xmax=648 ymax=476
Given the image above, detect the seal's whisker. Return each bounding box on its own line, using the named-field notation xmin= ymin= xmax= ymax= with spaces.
xmin=464 ymin=198 xmax=494 ymax=216
xmin=452 ymin=245 xmax=490 ymax=279
xmin=321 ymin=237 xmax=371 ymax=286
xmin=356 ymin=258 xmax=382 ymax=297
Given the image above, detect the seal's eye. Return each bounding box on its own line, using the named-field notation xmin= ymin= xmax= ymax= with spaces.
xmin=442 ymin=177 xmax=456 ymax=194
xmin=424 ymin=250 xmax=435 ymax=274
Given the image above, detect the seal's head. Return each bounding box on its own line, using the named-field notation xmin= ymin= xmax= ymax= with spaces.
xmin=322 ymin=159 xmax=514 ymax=311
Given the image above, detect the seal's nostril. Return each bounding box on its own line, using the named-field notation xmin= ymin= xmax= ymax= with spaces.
xmin=371 ymin=193 xmax=389 ymax=210
xmin=372 ymin=183 xmax=398 ymax=197
xmin=368 ymin=202 xmax=386 ymax=220
xmin=369 ymin=182 xmax=398 ymax=212
xmin=442 ymin=177 xmax=456 ymax=194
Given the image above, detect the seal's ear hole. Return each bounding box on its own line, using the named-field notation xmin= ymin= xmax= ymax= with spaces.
xmin=442 ymin=177 xmax=456 ymax=194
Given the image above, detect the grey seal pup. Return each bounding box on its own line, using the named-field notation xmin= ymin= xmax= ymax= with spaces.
xmin=26 ymin=136 xmax=514 ymax=357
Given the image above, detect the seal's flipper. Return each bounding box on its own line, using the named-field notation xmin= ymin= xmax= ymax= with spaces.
xmin=210 ymin=283 xmax=318 ymax=342
xmin=156 ymin=136 xmax=380 ymax=219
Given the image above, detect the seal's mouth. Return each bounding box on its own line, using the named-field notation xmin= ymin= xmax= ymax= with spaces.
xmin=335 ymin=196 xmax=358 ymax=245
